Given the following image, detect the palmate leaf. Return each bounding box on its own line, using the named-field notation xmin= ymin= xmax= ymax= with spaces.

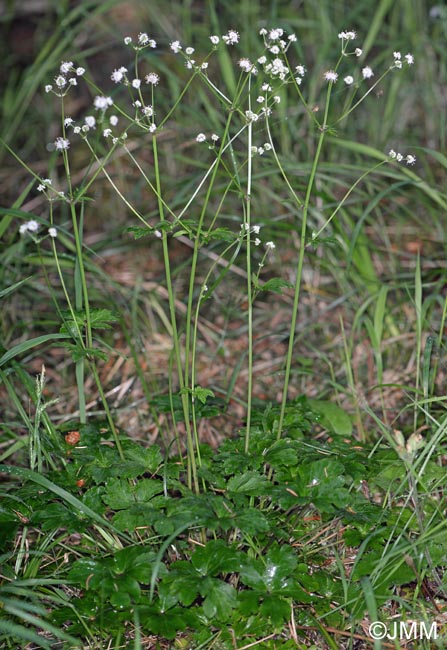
xmin=199 ymin=577 xmax=238 ymax=620
xmin=226 ymin=470 xmax=269 ymax=495
xmin=190 ymin=540 xmax=242 ymax=576
xmin=102 ymin=478 xmax=164 ymax=510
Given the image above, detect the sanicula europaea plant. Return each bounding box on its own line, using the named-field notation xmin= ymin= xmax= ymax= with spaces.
xmin=15 ymin=27 xmax=415 ymax=467
xmin=4 ymin=18 xmax=447 ymax=649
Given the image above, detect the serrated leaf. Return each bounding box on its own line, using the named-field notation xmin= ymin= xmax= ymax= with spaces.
xmin=199 ymin=577 xmax=238 ymax=620
xmin=227 ymin=470 xmax=269 ymax=495
xmin=308 ymin=399 xmax=352 ymax=436
xmin=191 ymin=540 xmax=241 ymax=576
xmin=102 ymin=478 xmax=163 ymax=509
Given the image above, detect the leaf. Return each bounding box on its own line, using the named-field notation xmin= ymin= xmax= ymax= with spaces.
xmin=192 ymin=386 xmax=214 ymax=404
xmin=226 ymin=471 xmax=269 ymax=495
xmin=0 ymin=334 xmax=70 ymax=367
xmin=0 ymin=464 xmax=130 ymax=540
xmin=307 ymin=399 xmax=353 ymax=436
xmin=102 ymin=478 xmax=163 ymax=509
xmin=191 ymin=540 xmax=241 ymax=576
xmin=0 ymin=277 xmax=32 ymax=299
xmin=258 ymin=278 xmax=294 ymax=294
xmin=263 ymin=544 xmax=298 ymax=591
xmin=199 ymin=577 xmax=238 ymax=620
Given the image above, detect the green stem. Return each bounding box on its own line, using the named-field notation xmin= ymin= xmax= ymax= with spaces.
xmin=152 ymin=134 xmax=199 ymax=493
xmin=277 ymin=84 xmax=333 ymax=438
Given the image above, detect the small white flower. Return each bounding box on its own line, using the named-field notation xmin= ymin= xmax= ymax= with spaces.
xmin=210 ymin=35 xmax=220 ymax=45
xmin=37 ymin=184 xmax=45 ymax=192
xmin=388 ymin=149 xmax=397 ymax=158
xmin=338 ymin=30 xmax=356 ymax=40
xmin=132 ymin=78 xmax=141 ymax=89
xmin=362 ymin=66 xmax=374 ymax=79
xmin=222 ymin=29 xmax=239 ymax=45
xmin=295 ymin=65 xmax=306 ymax=76
xmin=94 ymin=95 xmax=113 ymax=110
xmin=154 ymin=229 xmax=162 ymax=238
xmin=259 ymin=28 xmax=267 ymax=36
xmin=201 ymin=62 xmax=209 ymax=70
xmin=393 ymin=51 xmax=402 ymax=60
xmin=355 ymin=47 xmax=362 ymax=57
xmin=324 ymin=70 xmax=338 ymax=82
xmin=288 ymin=34 xmax=297 ymax=42
xmin=84 ymin=115 xmax=96 ymax=128
xmin=269 ymin=45 xmax=280 ymax=54
xmin=138 ymin=32 xmax=149 ymax=45
xmin=211 ymin=133 xmax=219 ymax=142
xmin=148 ymin=123 xmax=157 ymax=133
xmin=103 ymin=128 xmax=112 ymax=138
xmin=185 ymin=47 xmax=195 ymax=55
xmin=344 ymin=75 xmax=354 ymax=85
xmin=60 ymin=61 xmax=73 ymax=74
xmin=111 ymin=67 xmax=127 ymax=83
xmin=405 ymin=53 xmax=414 ymax=65
xmin=396 ymin=153 xmax=403 ymax=162
xmin=145 ymin=72 xmax=160 ymax=85
xmin=273 ymin=95 xmax=281 ymax=103
xmin=68 ymin=78 xmax=77 ymax=86
xmin=239 ymin=58 xmax=253 ymax=72
xmin=265 ymin=241 xmax=275 ymax=250
xmin=124 ymin=36 xmax=132 ymax=45
xmin=54 ymin=137 xmax=70 ymax=151
xmin=245 ymin=110 xmax=259 ymax=122
xmin=109 ymin=115 xmax=119 ymax=126
xmin=45 ymin=84 xmax=53 ymax=93
xmin=64 ymin=117 xmax=74 ymax=127
xmin=142 ymin=105 xmax=153 ymax=117
xmin=254 ymin=238 xmax=261 ymax=246
xmin=76 ymin=67 xmax=85 ymax=76
xmin=55 ymin=75 xmax=66 ymax=88
xmin=258 ymin=55 xmax=267 ymax=65
xmin=48 ymin=227 xmax=57 ymax=238
xmin=256 ymin=96 xmax=264 ymax=103
xmin=196 ymin=133 xmax=207 ymax=142
xmin=26 ymin=220 xmax=39 ymax=232
xmin=394 ymin=59 xmax=403 ymax=69
xmin=405 ymin=154 xmax=416 ymax=165
xmin=261 ymin=83 xmax=271 ymax=91
xmin=134 ymin=100 xmax=142 ymax=108
xmin=170 ymin=40 xmax=182 ymax=53
xmin=252 ymin=225 xmax=261 ymax=234
xmin=73 ymin=126 xmax=81 ymax=134
xmin=269 ymin=28 xmax=283 ymax=40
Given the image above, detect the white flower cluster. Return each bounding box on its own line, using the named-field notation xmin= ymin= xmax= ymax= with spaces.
xmin=240 ymin=223 xmax=275 ymax=251
xmin=195 ymin=132 xmax=220 ymax=144
xmin=251 ymin=142 xmax=272 ymax=156
xmin=392 ymin=51 xmax=414 ymax=68
xmin=45 ymin=61 xmax=85 ymax=96
xmin=123 ymin=33 xmax=157 ymax=49
xmin=19 ymin=219 xmax=57 ymax=238
xmin=389 ymin=150 xmax=416 ymax=165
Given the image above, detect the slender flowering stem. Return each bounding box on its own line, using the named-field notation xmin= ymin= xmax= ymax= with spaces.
xmin=277 ymin=82 xmax=334 ymax=439
xmin=244 ymin=76 xmax=254 ymax=453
